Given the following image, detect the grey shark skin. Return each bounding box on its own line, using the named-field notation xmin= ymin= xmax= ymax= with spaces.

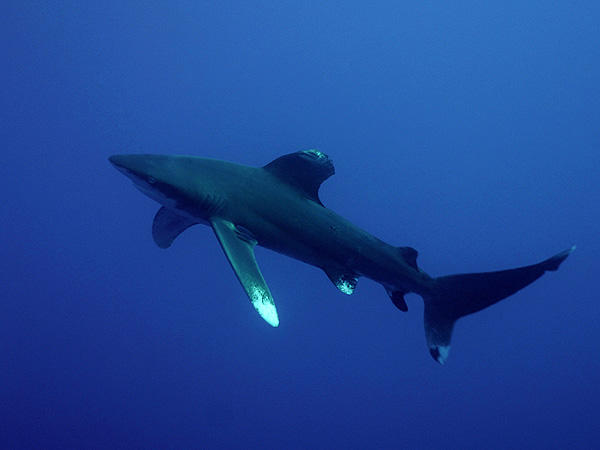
xmin=109 ymin=150 xmax=574 ymax=364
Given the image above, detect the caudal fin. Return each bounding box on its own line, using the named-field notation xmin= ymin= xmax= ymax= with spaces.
xmin=424 ymin=247 xmax=575 ymax=364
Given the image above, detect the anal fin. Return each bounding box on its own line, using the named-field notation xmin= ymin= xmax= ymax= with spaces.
xmin=387 ymin=289 xmax=408 ymax=312
xmin=210 ymin=217 xmax=279 ymax=327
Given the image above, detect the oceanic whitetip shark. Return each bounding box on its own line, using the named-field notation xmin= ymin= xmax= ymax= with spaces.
xmin=109 ymin=150 xmax=574 ymax=363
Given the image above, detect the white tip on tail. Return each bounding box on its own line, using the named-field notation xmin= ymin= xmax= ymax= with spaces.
xmin=430 ymin=345 xmax=451 ymax=365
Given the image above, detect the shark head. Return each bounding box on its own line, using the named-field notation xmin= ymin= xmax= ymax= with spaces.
xmin=109 ymin=154 xmax=178 ymax=207
xmin=109 ymin=154 xmax=223 ymax=221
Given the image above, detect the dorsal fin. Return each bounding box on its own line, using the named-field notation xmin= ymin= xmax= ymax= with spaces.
xmin=263 ymin=150 xmax=335 ymax=205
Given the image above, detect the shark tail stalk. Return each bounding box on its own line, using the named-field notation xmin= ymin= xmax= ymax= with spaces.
xmin=423 ymin=246 xmax=576 ymax=364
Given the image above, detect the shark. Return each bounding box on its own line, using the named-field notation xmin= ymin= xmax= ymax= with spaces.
xmin=109 ymin=150 xmax=574 ymax=363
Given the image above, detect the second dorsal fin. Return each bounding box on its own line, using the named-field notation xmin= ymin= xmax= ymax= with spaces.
xmin=398 ymin=246 xmax=419 ymax=270
xmin=263 ymin=150 xmax=335 ymax=205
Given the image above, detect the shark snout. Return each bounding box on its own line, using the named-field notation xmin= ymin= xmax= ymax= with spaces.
xmin=109 ymin=154 xmax=156 ymax=181
xmin=109 ymin=155 xmax=134 ymax=175
xmin=109 ymin=154 xmax=155 ymax=188
xmin=109 ymin=154 xmax=180 ymax=208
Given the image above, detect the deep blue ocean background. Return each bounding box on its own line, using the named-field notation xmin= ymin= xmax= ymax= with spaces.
xmin=2 ymin=2 xmax=599 ymax=449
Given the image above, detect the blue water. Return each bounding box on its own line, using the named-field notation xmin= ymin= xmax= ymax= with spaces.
xmin=2 ymin=2 xmax=599 ymax=449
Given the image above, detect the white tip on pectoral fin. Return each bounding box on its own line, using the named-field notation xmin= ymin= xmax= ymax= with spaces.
xmin=210 ymin=217 xmax=279 ymax=327
xmin=248 ymin=284 xmax=279 ymax=327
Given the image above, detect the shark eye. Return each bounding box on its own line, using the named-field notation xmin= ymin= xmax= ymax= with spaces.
xmin=147 ymin=176 xmax=156 ymax=185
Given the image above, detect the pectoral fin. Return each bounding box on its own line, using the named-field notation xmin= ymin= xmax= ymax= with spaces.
xmin=152 ymin=206 xmax=197 ymax=249
xmin=210 ymin=217 xmax=279 ymax=327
